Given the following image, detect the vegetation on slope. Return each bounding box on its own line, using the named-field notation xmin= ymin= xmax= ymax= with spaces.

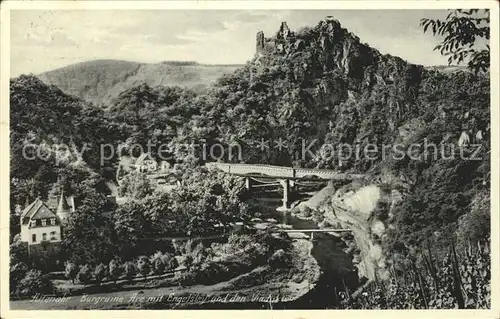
xmin=38 ymin=60 xmax=242 ymax=105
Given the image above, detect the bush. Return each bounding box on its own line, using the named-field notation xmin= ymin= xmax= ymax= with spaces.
xmin=267 ymin=249 xmax=290 ymax=269
xmin=64 ymin=262 xmax=78 ymax=284
xmin=175 ymin=269 xmax=197 ymax=286
xmin=108 ymin=258 xmax=124 ymax=283
xmin=182 ymin=255 xmax=194 ymax=271
xmin=340 ymin=243 xmax=491 ymax=309
xmin=137 ymin=256 xmax=151 ymax=279
xmin=10 ymin=241 xmax=29 ymax=265
xmin=124 ymin=261 xmax=137 ymax=281
xmin=10 ymin=262 xmax=28 ymax=295
xmin=165 ymin=255 xmax=179 ymax=272
xmin=16 ymin=269 xmax=54 ymax=297
xmin=77 ymin=264 xmax=93 ymax=286
xmin=152 ymin=257 xmax=165 ymax=275
xmin=456 ymin=192 xmax=490 ymax=250
xmin=172 ymin=239 xmax=182 ymax=254
xmin=94 ymin=263 xmax=108 ymax=284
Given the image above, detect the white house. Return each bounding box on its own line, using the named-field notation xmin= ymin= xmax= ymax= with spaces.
xmin=20 ymin=199 xmax=62 ymax=246
xmin=135 ymin=153 xmax=158 ymax=173
xmin=20 ymin=191 xmax=75 ymax=249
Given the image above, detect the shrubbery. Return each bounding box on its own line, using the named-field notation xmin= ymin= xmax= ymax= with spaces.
xmin=94 ymin=263 xmax=108 ymax=284
xmin=14 ymin=269 xmax=54 ymax=297
xmin=340 ymin=243 xmax=490 ymax=309
xmin=268 ymin=249 xmax=291 ymax=269
xmin=76 ymin=264 xmax=93 ymax=286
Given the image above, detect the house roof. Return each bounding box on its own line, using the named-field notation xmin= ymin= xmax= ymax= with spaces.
xmin=136 ymin=153 xmax=155 ymax=164
xmin=21 ymin=199 xmax=57 ymax=223
xmin=21 ymin=199 xmax=42 ymax=219
xmin=46 ymin=195 xmax=74 ymax=211
xmin=57 ymin=191 xmax=71 ymax=213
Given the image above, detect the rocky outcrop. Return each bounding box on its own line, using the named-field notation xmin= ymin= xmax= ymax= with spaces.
xmin=254 ymin=16 xmax=424 ymax=100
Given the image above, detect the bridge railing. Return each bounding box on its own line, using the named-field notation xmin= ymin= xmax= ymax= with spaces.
xmin=207 ymin=163 xmax=365 ymax=180
xmin=273 ymin=228 xmax=352 ymax=233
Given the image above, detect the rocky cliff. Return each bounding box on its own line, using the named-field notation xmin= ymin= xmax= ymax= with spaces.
xmin=254 ymin=18 xmax=424 ymax=99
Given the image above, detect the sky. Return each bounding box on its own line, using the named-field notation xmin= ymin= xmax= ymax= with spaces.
xmin=10 ymin=10 xmax=460 ymax=76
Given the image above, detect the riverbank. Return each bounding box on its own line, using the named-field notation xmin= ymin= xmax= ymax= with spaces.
xmin=10 ymin=236 xmax=319 ymax=310
xmin=11 ymin=194 xmax=355 ymax=310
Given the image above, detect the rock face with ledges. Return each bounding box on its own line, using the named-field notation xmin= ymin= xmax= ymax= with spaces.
xmin=254 ymin=17 xmax=424 ymax=99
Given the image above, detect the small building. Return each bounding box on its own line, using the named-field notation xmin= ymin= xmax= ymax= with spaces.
xmin=19 ymin=191 xmax=74 ymax=259
xmin=135 ymin=153 xmax=158 ymax=173
xmin=458 ymin=131 xmax=470 ymax=148
xmin=159 ymin=160 xmax=171 ymax=172
xmin=20 ymin=199 xmax=62 ymax=246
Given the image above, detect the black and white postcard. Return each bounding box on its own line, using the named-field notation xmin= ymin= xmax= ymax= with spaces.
xmin=1 ymin=1 xmax=499 ymax=318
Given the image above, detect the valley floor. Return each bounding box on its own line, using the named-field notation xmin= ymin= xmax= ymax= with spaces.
xmin=10 ymin=239 xmax=319 ymax=310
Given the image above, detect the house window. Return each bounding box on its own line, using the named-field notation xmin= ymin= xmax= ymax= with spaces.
xmin=50 ymin=231 xmax=57 ymax=240
xmin=50 ymin=218 xmax=56 ymax=225
xmin=30 ymin=220 xmax=36 ymax=227
xmin=32 ymin=234 xmax=36 ymax=243
xmin=41 ymin=219 xmax=47 ymax=226
xmin=42 ymin=233 xmax=47 ymax=241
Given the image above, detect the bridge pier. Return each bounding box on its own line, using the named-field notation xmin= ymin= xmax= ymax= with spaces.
xmin=278 ymin=179 xmax=290 ymax=210
xmin=245 ymin=176 xmax=253 ymax=191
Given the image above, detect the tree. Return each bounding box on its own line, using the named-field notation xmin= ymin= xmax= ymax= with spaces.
xmin=456 ymin=192 xmax=490 ymax=250
xmin=61 ymin=183 xmax=117 ymax=265
xmin=10 ymin=262 xmax=28 ymax=296
xmin=183 ymin=255 xmax=194 ymax=271
xmin=94 ymin=263 xmax=108 ymax=285
xmin=16 ymin=269 xmax=54 ymax=297
xmin=113 ymin=200 xmax=150 ymax=259
xmin=10 ymin=240 xmax=29 ymax=265
xmin=64 ymin=262 xmax=78 ymax=284
xmin=152 ymin=257 xmax=165 ymax=275
xmin=203 ymin=247 xmax=215 ymax=262
xmin=118 ymin=171 xmax=153 ymax=199
xmin=420 ymin=9 xmax=490 ymax=74
xmin=136 ymin=256 xmax=151 ymax=279
xmin=108 ymin=259 xmax=124 ymax=284
xmin=77 ymin=264 xmax=93 ymax=287
xmin=166 ymin=256 xmax=179 ymax=272
xmin=192 ymin=242 xmax=205 ymax=264
xmin=172 ymin=239 xmax=182 ymax=255
xmin=124 ymin=261 xmax=137 ymax=281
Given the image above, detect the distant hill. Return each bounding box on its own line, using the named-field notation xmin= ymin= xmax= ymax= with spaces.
xmin=37 ymin=60 xmax=243 ymax=105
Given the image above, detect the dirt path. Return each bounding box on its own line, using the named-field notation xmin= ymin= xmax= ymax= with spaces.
xmin=10 ymin=272 xmax=272 ymax=310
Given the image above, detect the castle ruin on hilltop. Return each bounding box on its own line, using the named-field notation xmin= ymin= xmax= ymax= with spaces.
xmin=255 ymin=17 xmax=343 ymax=57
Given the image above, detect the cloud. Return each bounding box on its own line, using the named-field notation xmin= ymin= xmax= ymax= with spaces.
xmin=108 ymin=11 xmax=232 ymax=46
xmin=19 ymin=29 xmax=76 ymax=47
xmin=232 ymin=11 xmax=278 ymax=23
xmin=10 ymin=9 xmax=474 ymax=76
xmin=48 ymin=30 xmax=77 ymax=46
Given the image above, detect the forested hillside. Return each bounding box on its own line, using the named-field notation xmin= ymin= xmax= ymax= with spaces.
xmin=38 ymin=60 xmax=242 ymax=105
